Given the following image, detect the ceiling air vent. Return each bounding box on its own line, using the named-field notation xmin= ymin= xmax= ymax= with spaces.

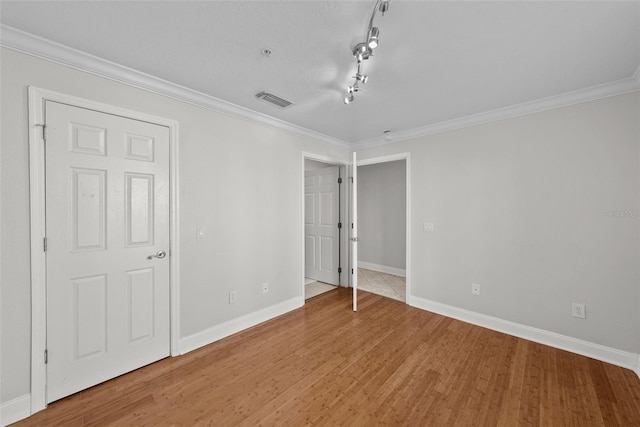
xmin=255 ymin=91 xmax=293 ymax=109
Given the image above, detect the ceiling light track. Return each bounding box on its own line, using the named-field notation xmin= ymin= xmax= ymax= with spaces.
xmin=344 ymin=0 xmax=391 ymax=104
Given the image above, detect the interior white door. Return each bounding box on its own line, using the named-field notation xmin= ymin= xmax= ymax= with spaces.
xmin=351 ymin=152 xmax=358 ymax=311
xmin=304 ymin=166 xmax=340 ymax=285
xmin=45 ymin=101 xmax=170 ymax=403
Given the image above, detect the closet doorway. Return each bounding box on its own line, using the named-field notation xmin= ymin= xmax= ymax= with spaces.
xmin=302 ymin=155 xmax=348 ymax=300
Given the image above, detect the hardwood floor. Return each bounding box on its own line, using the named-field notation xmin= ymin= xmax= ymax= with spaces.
xmin=14 ymin=288 xmax=640 ymax=426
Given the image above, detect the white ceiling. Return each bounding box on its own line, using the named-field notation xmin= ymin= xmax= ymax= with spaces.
xmin=2 ymin=1 xmax=639 ymax=145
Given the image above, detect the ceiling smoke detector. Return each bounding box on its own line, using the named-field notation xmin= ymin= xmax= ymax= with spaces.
xmin=255 ymin=91 xmax=293 ymax=109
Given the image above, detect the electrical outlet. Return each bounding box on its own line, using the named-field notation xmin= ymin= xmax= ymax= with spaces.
xmin=572 ymin=303 xmax=586 ymax=319
xmin=262 ymin=282 xmax=269 ymax=294
xmin=229 ymin=291 xmax=237 ymax=304
xmin=471 ymin=283 xmax=480 ymax=296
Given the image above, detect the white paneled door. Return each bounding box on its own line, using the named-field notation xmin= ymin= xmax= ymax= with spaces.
xmin=45 ymin=101 xmax=170 ymax=403
xmin=304 ymin=166 xmax=340 ymax=285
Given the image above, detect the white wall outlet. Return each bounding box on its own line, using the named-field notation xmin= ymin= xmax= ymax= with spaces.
xmin=196 ymin=226 xmax=205 ymax=239
xmin=572 ymin=303 xmax=586 ymax=319
xmin=229 ymin=290 xmax=237 ymax=304
xmin=471 ymin=283 xmax=480 ymax=296
xmin=262 ymin=282 xmax=269 ymax=294
xmin=423 ymin=222 xmax=435 ymax=232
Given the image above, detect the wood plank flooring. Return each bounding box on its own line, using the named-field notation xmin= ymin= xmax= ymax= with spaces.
xmin=13 ymin=288 xmax=640 ymax=426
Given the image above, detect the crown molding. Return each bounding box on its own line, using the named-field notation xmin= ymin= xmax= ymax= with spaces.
xmin=0 ymin=25 xmax=349 ymax=149
xmin=3 ymin=25 xmax=638 ymax=151
xmin=354 ymin=75 xmax=640 ymax=149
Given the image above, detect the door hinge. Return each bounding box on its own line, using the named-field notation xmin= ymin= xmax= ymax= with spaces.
xmin=338 ymin=177 xmax=342 ymax=184
xmin=36 ymin=124 xmax=46 ymax=142
xmin=44 ymin=349 xmax=48 ymax=364
xmin=43 ymin=237 xmax=48 ymax=252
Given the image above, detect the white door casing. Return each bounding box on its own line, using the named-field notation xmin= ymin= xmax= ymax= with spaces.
xmin=304 ymin=166 xmax=340 ymax=285
xmin=44 ymin=101 xmax=171 ymax=402
xmin=351 ymin=152 xmax=358 ymax=311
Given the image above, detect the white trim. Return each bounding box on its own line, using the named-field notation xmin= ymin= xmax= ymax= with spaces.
xmin=355 ymin=153 xmax=411 ymax=304
xmin=358 ymin=261 xmax=405 ymax=278
xmin=1 ymin=394 xmax=31 ymax=426
xmin=409 ymin=296 xmax=639 ymax=371
xmin=179 ymin=297 xmax=303 ymax=355
xmin=28 ymin=87 xmax=181 ymax=414
xmin=1 ymin=25 xmax=347 ymax=149
xmin=353 ymin=77 xmax=640 ymax=148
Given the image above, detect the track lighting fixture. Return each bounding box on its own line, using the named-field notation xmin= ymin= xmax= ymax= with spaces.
xmin=343 ymin=0 xmax=391 ymax=105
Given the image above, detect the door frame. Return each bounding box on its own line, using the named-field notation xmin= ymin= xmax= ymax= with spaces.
xmin=27 ymin=87 xmax=180 ymax=414
xmin=356 ymin=153 xmax=411 ymax=304
xmin=301 ymin=152 xmax=350 ymax=300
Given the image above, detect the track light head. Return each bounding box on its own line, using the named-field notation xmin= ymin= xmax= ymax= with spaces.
xmin=368 ymin=27 xmax=380 ymax=49
xmin=379 ymin=0 xmax=390 ymax=15
xmin=344 ymin=94 xmax=355 ymax=104
xmin=355 ymin=73 xmax=368 ymax=84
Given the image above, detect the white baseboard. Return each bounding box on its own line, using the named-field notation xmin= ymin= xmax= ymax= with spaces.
xmin=358 ymin=261 xmax=406 ymax=277
xmin=1 ymin=394 xmax=31 ymax=426
xmin=179 ymin=297 xmax=303 ymax=355
xmin=409 ymin=296 xmax=639 ymax=372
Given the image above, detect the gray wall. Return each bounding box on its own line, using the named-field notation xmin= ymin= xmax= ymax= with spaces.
xmin=2 ymin=45 xmax=639 ymax=408
xmin=0 ymin=48 xmax=348 ymax=403
xmin=358 ymin=160 xmax=406 ymax=270
xmin=358 ymin=92 xmax=640 ymax=353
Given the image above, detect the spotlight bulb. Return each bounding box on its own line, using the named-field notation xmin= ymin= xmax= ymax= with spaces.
xmin=344 ymin=94 xmax=355 ymax=104
xmin=368 ymin=27 xmax=380 ymax=49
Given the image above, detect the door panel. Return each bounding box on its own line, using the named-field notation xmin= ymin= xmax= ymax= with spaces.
xmin=45 ymin=101 xmax=170 ymax=403
xmin=304 ymin=166 xmax=339 ymax=285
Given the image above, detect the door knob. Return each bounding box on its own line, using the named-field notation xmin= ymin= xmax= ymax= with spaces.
xmin=147 ymin=250 xmax=167 ymax=259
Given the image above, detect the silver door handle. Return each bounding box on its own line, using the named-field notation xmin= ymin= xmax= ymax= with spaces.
xmin=148 ymin=250 xmax=167 ymax=259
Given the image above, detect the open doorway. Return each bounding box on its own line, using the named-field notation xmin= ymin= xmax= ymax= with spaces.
xmin=302 ymin=155 xmax=349 ymax=300
xmin=357 ymin=156 xmax=409 ymax=303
